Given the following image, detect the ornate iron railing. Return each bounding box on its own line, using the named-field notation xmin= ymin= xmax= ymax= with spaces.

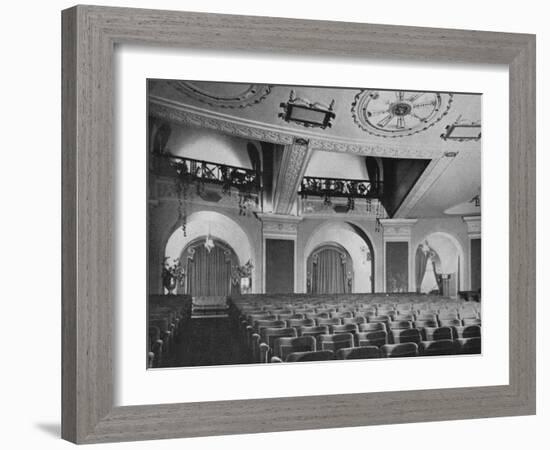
xmin=155 ymin=153 xmax=261 ymax=193
xmin=299 ymin=176 xmax=382 ymax=199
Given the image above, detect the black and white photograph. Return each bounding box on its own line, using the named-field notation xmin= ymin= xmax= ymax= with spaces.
xmin=147 ymin=79 xmax=482 ymax=368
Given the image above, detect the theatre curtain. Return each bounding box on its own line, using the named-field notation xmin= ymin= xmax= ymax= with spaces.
xmin=415 ymin=246 xmax=428 ymax=293
xmin=184 ymin=241 xmax=238 ymax=296
xmin=416 ymin=244 xmax=444 ymax=294
xmin=308 ymin=246 xmax=352 ymax=294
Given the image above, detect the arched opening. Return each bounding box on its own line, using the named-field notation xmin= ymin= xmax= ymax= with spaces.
xmin=180 ymin=238 xmax=240 ymax=296
xmin=414 ymin=232 xmax=465 ymax=296
xmin=163 ymin=211 xmax=254 ymax=293
xmin=303 ymin=221 xmax=375 ymax=293
xmin=307 ymin=244 xmax=353 ymax=294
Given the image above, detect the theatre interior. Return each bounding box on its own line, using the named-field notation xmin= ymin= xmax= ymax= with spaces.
xmin=147 ymin=80 xmax=482 ymax=368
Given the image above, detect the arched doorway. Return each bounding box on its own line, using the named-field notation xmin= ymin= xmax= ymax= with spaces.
xmin=306 ymin=244 xmax=353 ymax=294
xmin=303 ymin=221 xmax=374 ymax=293
xmin=181 ymin=238 xmax=240 ymax=296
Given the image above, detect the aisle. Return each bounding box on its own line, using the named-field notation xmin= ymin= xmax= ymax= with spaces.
xmin=171 ymin=317 xmax=251 ymax=367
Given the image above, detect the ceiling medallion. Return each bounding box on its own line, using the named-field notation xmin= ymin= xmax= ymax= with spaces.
xmin=170 ymin=81 xmax=271 ymax=109
xmin=351 ymin=90 xmax=453 ymax=138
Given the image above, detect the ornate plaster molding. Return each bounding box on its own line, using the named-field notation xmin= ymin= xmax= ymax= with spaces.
xmin=299 ymin=197 xmax=385 ymax=218
xmin=149 ymin=97 xmax=444 ymax=159
xmin=379 ymin=218 xmax=418 ymax=240
xmin=169 ymin=82 xmax=271 ymax=109
xmin=463 ymin=215 xmax=481 ymax=238
xmin=257 ymin=213 xmax=302 ymax=237
xmin=272 ymin=140 xmax=312 ymax=215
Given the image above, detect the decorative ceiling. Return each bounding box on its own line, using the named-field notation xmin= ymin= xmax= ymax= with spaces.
xmin=148 ymin=79 xmax=482 ymax=219
xmin=169 ymin=81 xmax=271 ymax=109
xmin=351 ymin=90 xmax=453 ymax=138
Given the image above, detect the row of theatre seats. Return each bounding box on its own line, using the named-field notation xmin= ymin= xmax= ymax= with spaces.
xmin=148 ymin=303 xmax=186 ymax=368
xmin=231 ymin=294 xmax=481 ymax=364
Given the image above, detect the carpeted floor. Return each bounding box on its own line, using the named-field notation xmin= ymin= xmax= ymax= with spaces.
xmin=169 ymin=316 xmax=251 ymax=367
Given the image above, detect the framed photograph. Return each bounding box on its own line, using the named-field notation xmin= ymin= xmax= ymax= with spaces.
xmin=62 ymin=5 xmax=535 ymax=444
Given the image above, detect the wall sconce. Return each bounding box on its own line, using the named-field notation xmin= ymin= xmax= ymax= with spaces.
xmin=279 ymin=90 xmax=336 ymax=129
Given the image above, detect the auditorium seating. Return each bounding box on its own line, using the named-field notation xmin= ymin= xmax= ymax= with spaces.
xmin=231 ymin=293 xmax=482 ymax=364
xmin=419 ymin=339 xmax=457 ymax=356
xmin=336 ymin=346 xmax=380 ymax=360
xmin=147 ymin=300 xmax=187 ymax=368
xmin=381 ymin=342 xmax=419 ymax=357
xmin=285 ymin=350 xmax=335 ymax=362
xmin=274 ymin=336 xmax=316 ymax=361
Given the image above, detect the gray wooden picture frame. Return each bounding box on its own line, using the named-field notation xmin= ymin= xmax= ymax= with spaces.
xmin=61 ymin=5 xmax=536 ymax=444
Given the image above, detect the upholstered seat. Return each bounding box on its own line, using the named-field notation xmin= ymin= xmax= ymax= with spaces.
xmin=457 ymin=337 xmax=482 ymax=354
xmin=336 ymin=346 xmax=381 ymax=360
xmin=275 ymin=336 xmax=317 ymax=361
xmin=380 ymin=342 xmax=419 ymax=358
xmin=391 ymin=328 xmax=422 ymax=345
xmin=319 ymin=333 xmax=354 ymax=352
xmin=420 ymin=339 xmax=458 ymax=356
xmin=356 ymin=330 xmax=388 ymax=347
xmin=422 ymin=326 xmax=453 ymax=341
xmin=285 ymin=350 xmax=335 ymax=363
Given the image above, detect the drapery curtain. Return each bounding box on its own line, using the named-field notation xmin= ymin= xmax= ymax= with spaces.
xmin=310 ymin=247 xmax=350 ymax=294
xmin=415 ymin=246 xmax=428 ymax=293
xmin=186 ymin=244 xmax=233 ymax=296
xmin=431 ymin=258 xmax=443 ymax=294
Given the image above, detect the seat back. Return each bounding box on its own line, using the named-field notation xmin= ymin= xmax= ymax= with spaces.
xmin=356 ymin=330 xmax=388 ymax=347
xmin=380 ymin=342 xmax=419 ymax=358
xmin=300 ymin=325 xmax=330 ymax=346
xmin=332 ymin=323 xmax=359 ymax=335
xmin=438 ymin=311 xmax=459 ymax=321
xmin=286 ymin=350 xmax=335 ymax=362
xmin=255 ymin=319 xmax=286 ymax=333
xmin=306 ymin=312 xmax=329 ymax=320
xmin=359 ymin=322 xmax=387 ymax=333
xmin=320 ymin=333 xmax=354 ymax=352
xmin=317 ymin=317 xmax=342 ymax=327
xmin=276 ymin=336 xmax=316 ymax=361
xmin=369 ymin=314 xmax=391 ymax=324
xmin=439 ymin=318 xmax=462 ymax=328
xmin=423 ymin=326 xmax=453 ymax=341
xmin=414 ymin=319 xmax=438 ymax=329
xmin=342 ymin=316 xmax=367 ymax=325
xmin=336 ymin=346 xmax=381 ymax=360
xmin=388 ymin=320 xmax=413 ymax=330
xmin=277 ymin=312 xmax=305 ymax=321
xmin=459 ymin=309 xmax=479 ymax=320
xmin=458 ymin=337 xmax=482 ymax=354
xmin=456 ymin=325 xmax=481 ymax=339
xmin=260 ymin=327 xmax=297 ymax=350
xmin=286 ymin=318 xmax=315 ymax=330
xmin=462 ymin=318 xmax=482 ymax=326
xmin=393 ymin=313 xmax=415 ymax=322
xmin=330 ymin=311 xmax=354 ymax=319
xmin=420 ymin=339 xmax=458 ymax=356
xmin=416 ymin=313 xmax=437 ymax=322
xmin=392 ymin=328 xmax=422 ymax=345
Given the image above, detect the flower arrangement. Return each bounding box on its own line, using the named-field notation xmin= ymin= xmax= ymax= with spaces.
xmin=162 ymin=257 xmax=186 ymax=294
